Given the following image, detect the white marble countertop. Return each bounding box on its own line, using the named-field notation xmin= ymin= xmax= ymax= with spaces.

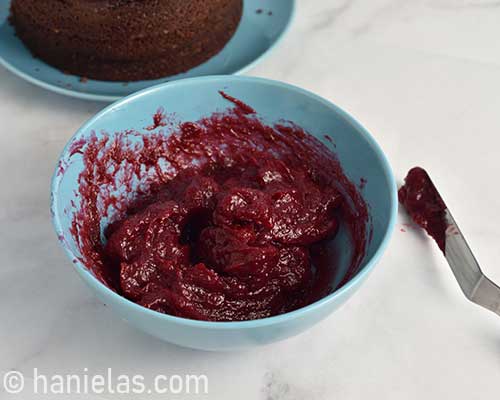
xmin=2 ymin=1 xmax=500 ymax=399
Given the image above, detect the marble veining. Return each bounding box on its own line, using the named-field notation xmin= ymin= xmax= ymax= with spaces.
xmin=2 ymin=0 xmax=500 ymax=399
xmin=430 ymin=0 xmax=500 ymax=9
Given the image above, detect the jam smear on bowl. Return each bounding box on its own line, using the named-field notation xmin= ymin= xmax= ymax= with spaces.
xmin=399 ymin=167 xmax=448 ymax=252
xmin=69 ymin=93 xmax=369 ymax=321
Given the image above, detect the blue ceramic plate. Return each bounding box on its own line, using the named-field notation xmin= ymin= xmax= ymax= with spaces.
xmin=0 ymin=0 xmax=295 ymax=101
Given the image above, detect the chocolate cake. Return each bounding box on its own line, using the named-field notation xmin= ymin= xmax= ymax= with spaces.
xmin=10 ymin=0 xmax=243 ymax=81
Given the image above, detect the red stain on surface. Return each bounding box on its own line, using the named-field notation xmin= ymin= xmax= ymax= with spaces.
xmin=145 ymin=107 xmax=168 ymax=131
xmin=359 ymin=178 xmax=367 ymax=190
xmin=219 ymin=91 xmax=256 ymax=114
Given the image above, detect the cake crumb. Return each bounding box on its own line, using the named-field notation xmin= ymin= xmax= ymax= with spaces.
xmin=359 ymin=177 xmax=367 ymax=190
xmin=323 ymin=134 xmax=336 ymax=148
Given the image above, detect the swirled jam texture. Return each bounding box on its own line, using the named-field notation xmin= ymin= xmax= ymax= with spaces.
xmin=399 ymin=167 xmax=448 ymax=252
xmin=69 ymin=93 xmax=368 ymax=321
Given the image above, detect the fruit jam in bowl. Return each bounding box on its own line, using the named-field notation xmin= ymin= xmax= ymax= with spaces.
xmin=51 ymin=76 xmax=397 ymax=351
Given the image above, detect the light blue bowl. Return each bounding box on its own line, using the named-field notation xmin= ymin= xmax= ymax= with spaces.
xmin=51 ymin=76 xmax=397 ymax=351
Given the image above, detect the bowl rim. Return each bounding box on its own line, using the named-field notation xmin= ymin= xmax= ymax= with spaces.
xmin=51 ymin=75 xmax=398 ymax=329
